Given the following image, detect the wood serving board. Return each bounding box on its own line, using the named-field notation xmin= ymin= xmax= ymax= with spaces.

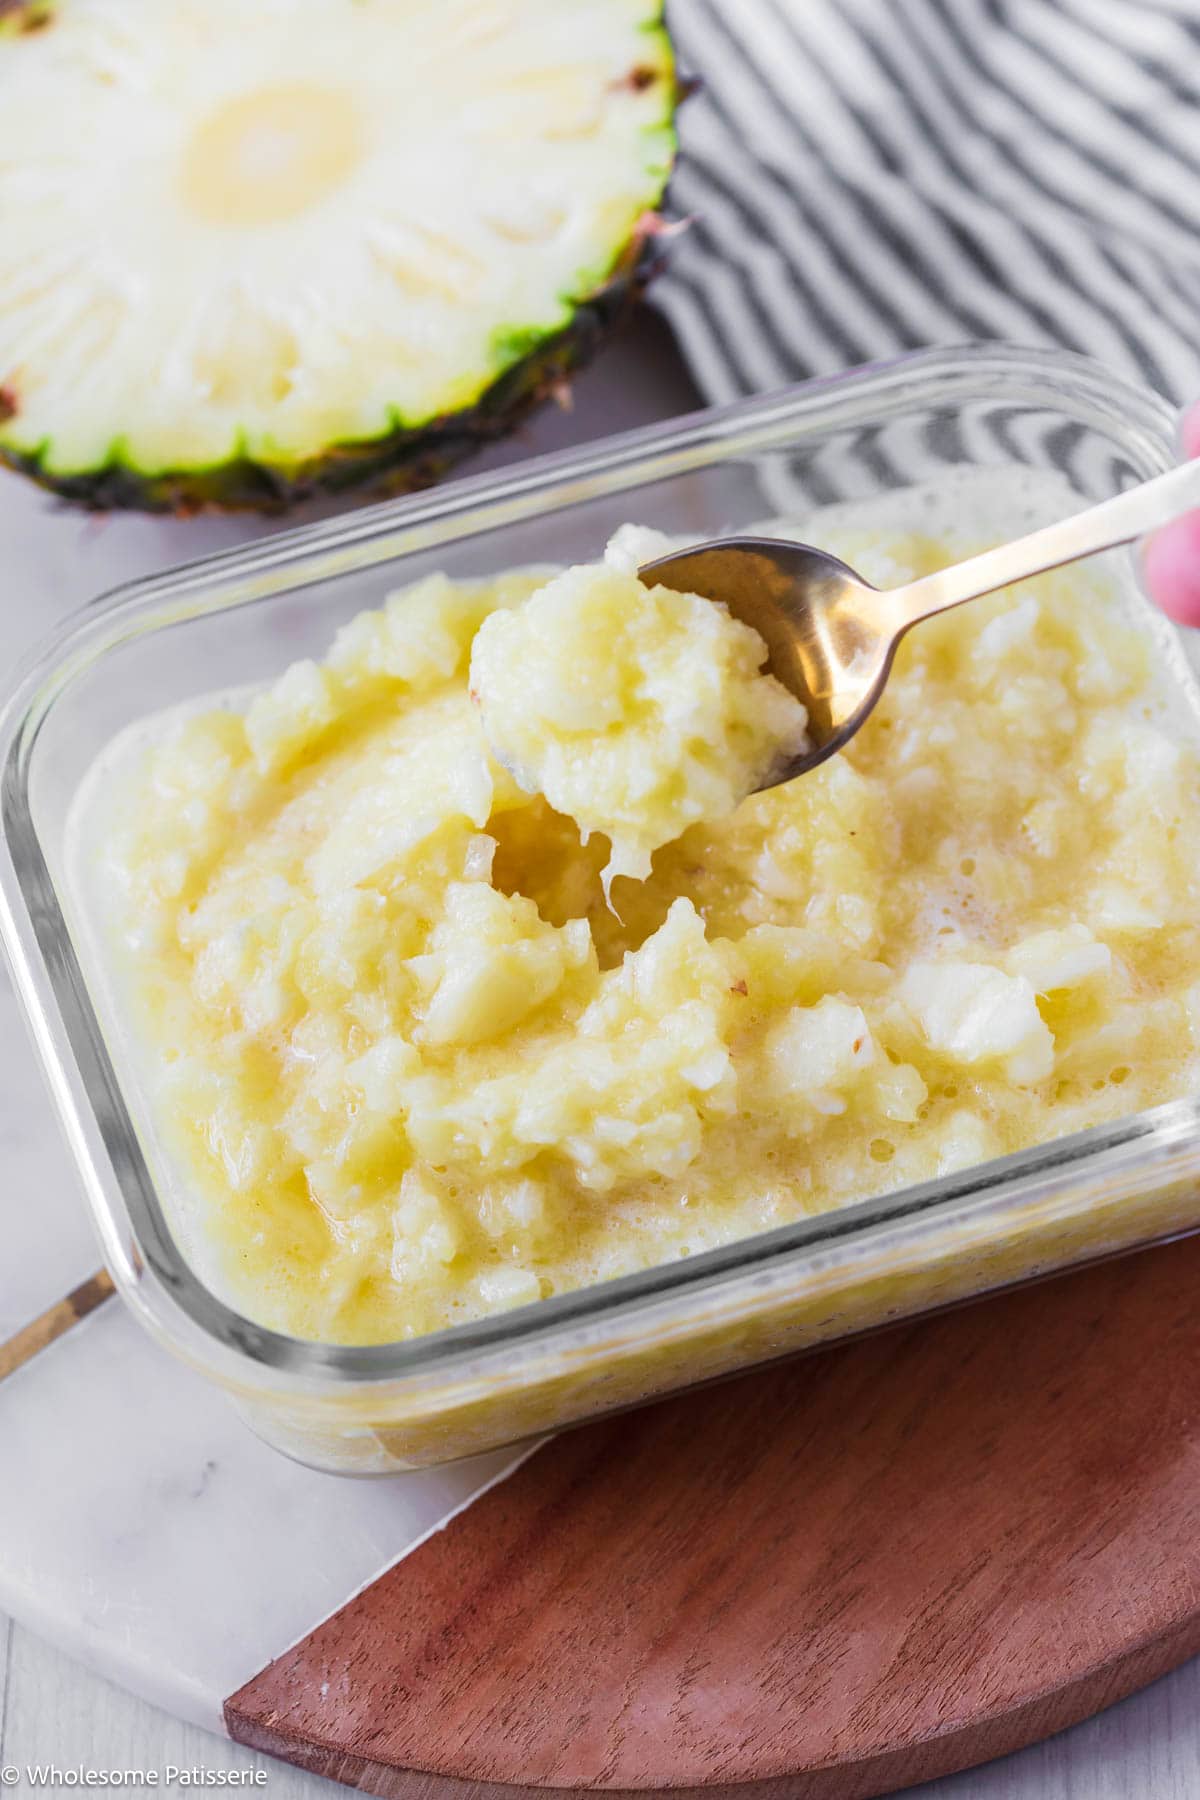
xmin=226 ymin=1233 xmax=1200 ymax=1800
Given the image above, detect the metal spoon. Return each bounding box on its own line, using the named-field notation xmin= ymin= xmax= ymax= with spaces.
xmin=639 ymin=459 xmax=1200 ymax=788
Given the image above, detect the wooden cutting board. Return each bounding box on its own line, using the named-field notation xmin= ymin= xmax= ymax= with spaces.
xmin=226 ymin=1230 xmax=1200 ymax=1800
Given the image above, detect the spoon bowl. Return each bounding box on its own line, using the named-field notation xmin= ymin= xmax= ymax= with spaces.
xmin=640 ymin=538 xmax=893 ymax=784
xmin=640 ymin=455 xmax=1200 ymax=791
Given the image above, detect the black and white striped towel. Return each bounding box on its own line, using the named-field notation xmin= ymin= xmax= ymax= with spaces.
xmin=655 ymin=0 xmax=1200 ymax=405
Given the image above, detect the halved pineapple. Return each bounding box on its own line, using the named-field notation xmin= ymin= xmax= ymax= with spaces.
xmin=0 ymin=0 xmax=677 ymax=510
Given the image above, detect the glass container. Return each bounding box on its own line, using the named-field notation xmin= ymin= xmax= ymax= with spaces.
xmin=2 ymin=344 xmax=1198 ymax=1473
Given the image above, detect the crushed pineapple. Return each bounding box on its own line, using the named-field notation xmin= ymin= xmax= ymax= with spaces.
xmin=94 ymin=511 xmax=1200 ymax=1346
xmin=469 ymin=560 xmax=808 ymax=883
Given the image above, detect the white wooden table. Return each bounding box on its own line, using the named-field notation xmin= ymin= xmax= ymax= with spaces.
xmin=2 ymin=312 xmax=1198 ymax=1799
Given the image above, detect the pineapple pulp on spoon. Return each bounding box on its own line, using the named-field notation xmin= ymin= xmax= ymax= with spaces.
xmin=469 ymin=542 xmax=810 ymax=890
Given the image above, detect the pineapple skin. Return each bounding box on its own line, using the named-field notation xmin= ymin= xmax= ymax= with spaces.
xmin=0 ymin=3 xmax=54 ymax=32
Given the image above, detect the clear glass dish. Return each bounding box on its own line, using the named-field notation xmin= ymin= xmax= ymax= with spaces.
xmin=3 ymin=343 xmax=1200 ymax=1475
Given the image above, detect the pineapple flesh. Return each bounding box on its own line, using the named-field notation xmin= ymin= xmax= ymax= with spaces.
xmin=0 ymin=0 xmax=677 ymax=509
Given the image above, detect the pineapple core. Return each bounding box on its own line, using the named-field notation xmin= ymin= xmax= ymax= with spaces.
xmin=181 ymin=85 xmax=363 ymax=228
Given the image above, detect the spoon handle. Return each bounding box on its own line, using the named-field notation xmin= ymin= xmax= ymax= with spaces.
xmin=889 ymin=457 xmax=1200 ymax=629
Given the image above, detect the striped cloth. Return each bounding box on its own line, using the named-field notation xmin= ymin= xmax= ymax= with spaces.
xmin=654 ymin=0 xmax=1200 ymax=405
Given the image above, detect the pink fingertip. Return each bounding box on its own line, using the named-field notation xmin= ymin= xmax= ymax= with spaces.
xmin=1181 ymin=402 xmax=1200 ymax=461
xmin=1144 ymin=511 xmax=1200 ymax=627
